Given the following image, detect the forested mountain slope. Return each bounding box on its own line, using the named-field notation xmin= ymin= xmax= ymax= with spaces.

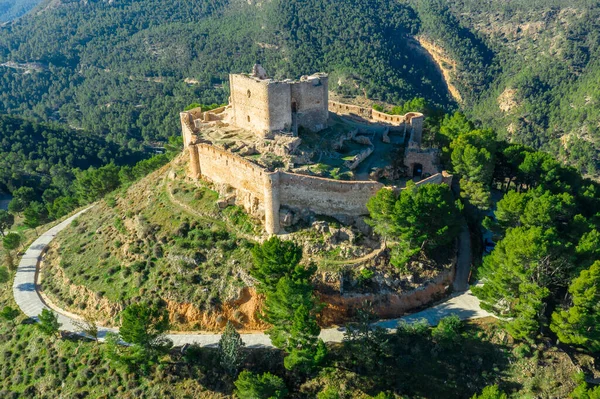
xmin=0 ymin=0 xmax=41 ymax=22
xmin=0 ymin=0 xmax=599 ymax=176
xmin=0 ymin=0 xmax=456 ymax=146
xmin=0 ymin=114 xmax=144 ymax=194
xmin=447 ymin=0 xmax=600 ymax=176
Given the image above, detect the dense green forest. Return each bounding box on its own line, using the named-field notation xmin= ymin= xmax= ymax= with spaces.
xmin=0 ymin=0 xmax=454 ymax=147
xmin=0 ymin=113 xmax=173 ymax=229
xmin=0 ymin=0 xmax=41 ymax=22
xmin=0 ymin=114 xmax=144 ymax=193
xmin=1 ymin=0 xmax=599 ymax=175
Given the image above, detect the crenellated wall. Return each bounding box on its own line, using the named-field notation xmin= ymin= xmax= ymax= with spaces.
xmin=328 ymin=100 xmax=372 ymax=119
xmin=187 ymin=137 xmax=450 ymax=235
xmin=327 ymin=100 xmax=424 ymax=135
xmin=278 ymin=173 xmax=384 ymax=219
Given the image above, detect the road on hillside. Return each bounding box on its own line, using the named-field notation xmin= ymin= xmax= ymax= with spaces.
xmin=13 ymin=206 xmax=491 ymax=347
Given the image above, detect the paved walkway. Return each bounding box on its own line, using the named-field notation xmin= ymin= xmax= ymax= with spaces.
xmin=13 ymin=207 xmax=492 ymax=348
xmin=453 ymin=220 xmax=472 ymax=292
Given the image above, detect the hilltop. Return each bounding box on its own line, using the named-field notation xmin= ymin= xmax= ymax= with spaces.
xmin=39 ymin=149 xmax=457 ymax=331
xmin=1 ymin=0 xmax=599 ymax=175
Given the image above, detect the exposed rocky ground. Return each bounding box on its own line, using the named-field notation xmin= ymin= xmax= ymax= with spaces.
xmin=40 ymin=156 xmax=454 ymax=331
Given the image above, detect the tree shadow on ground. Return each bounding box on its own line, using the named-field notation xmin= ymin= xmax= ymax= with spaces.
xmin=330 ymin=320 xmax=514 ymax=398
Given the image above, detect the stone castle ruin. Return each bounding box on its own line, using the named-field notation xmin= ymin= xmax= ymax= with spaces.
xmin=181 ymin=65 xmax=449 ymax=234
xmin=229 ymin=64 xmax=329 ymax=137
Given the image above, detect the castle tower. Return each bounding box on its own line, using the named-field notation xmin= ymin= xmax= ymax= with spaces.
xmin=263 ymin=171 xmax=281 ymax=235
xmin=188 ymin=145 xmax=201 ymax=179
xmin=229 ymin=65 xmax=329 ymax=137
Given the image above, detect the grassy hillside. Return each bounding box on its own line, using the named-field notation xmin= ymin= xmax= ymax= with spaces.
xmin=41 ymin=156 xmax=264 ymax=331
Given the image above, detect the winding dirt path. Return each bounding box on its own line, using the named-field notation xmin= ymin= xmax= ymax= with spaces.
xmin=13 ymin=208 xmax=492 ymax=347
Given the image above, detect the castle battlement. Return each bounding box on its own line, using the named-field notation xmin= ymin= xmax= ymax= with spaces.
xmin=180 ymin=67 xmax=449 ymax=235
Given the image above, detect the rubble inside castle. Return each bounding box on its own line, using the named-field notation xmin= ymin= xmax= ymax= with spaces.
xmin=181 ymin=68 xmax=448 ymax=237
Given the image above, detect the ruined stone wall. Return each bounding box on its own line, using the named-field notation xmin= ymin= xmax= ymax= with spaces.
xmin=414 ymin=172 xmax=443 ymax=186
xmin=186 ymin=139 xmax=385 ymax=234
xmin=193 ymin=143 xmax=269 ymax=219
xmin=230 ymin=74 xmax=290 ymax=135
xmin=186 ymin=139 xmax=448 ymax=235
xmin=267 ymin=81 xmax=293 ymax=133
xmin=327 ymin=101 xmax=424 ymax=135
xmin=406 ymin=113 xmax=424 ymax=145
xmin=404 ymin=149 xmax=441 ymax=177
xmin=320 ymin=263 xmax=455 ymax=324
xmin=278 ymin=172 xmax=384 ymax=219
xmin=372 ymin=109 xmax=407 ymax=125
xmin=328 ymin=100 xmax=372 ymax=119
xmin=292 ymin=75 xmax=329 ymax=131
xmin=180 ymin=112 xmax=196 ymax=146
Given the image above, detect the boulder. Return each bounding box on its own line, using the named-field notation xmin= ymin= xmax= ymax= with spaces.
xmin=382 ymin=128 xmax=391 ymax=143
xmin=239 ymin=145 xmax=258 ymax=156
xmin=354 ymin=218 xmax=372 ymax=236
xmin=226 ymin=195 xmax=236 ymax=206
xmin=216 ymin=199 xmax=228 ymax=209
xmin=353 ymin=135 xmax=373 ymax=146
xmin=312 ymin=220 xmax=329 ymax=235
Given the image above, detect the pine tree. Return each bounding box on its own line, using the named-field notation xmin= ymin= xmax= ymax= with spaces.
xmin=0 ymin=306 xmax=19 ymax=325
xmin=38 ymin=308 xmax=61 ymax=337
xmin=234 ymin=371 xmax=288 ymax=399
xmin=551 ymin=261 xmax=600 ymax=352
xmin=251 ymin=237 xmax=325 ymax=372
xmin=218 ymin=321 xmax=246 ymax=376
xmin=472 ymin=226 xmax=556 ymax=340
xmin=0 ymin=210 xmax=14 ymax=236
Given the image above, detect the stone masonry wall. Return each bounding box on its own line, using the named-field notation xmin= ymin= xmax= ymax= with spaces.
xmin=291 ymin=76 xmax=329 ymax=132
xmin=193 ymin=143 xmax=269 ymax=220
xmin=188 ymin=141 xmax=386 ymax=234
xmin=180 ymin=112 xmax=196 ymax=146
xmin=278 ymin=172 xmax=384 ymax=219
xmin=230 ymin=74 xmax=291 ymax=135
xmin=327 ymin=100 xmax=424 ymax=134
xmin=405 ymin=150 xmax=440 ymax=176
xmin=267 ymin=81 xmax=293 ymax=133
xmin=229 ymin=73 xmax=329 ymax=136
xmin=328 ymin=100 xmax=372 ymax=119
xmin=187 ymin=138 xmax=449 ymax=235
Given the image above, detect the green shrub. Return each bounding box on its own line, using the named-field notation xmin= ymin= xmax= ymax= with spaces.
xmin=431 ymin=315 xmax=462 ymax=348
xmin=234 ymin=371 xmax=288 ymax=399
xmin=106 ymin=196 xmax=117 ymax=208
xmin=397 ymin=318 xmax=429 ymax=340
xmin=317 ymin=387 xmax=340 ymax=399
xmin=513 ymin=343 xmax=532 ymax=359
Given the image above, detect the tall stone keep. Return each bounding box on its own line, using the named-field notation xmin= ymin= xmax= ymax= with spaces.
xmin=229 ymin=65 xmax=329 ymax=137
